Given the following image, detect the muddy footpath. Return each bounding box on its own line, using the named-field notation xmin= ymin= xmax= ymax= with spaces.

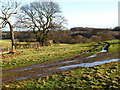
xmin=2 ymin=43 xmax=120 ymax=84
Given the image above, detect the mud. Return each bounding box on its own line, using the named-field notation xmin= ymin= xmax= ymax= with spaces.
xmin=2 ymin=43 xmax=120 ymax=84
xmin=2 ymin=51 xmax=120 ymax=84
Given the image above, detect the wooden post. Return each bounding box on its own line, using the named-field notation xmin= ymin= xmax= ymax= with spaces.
xmin=7 ymin=46 xmax=9 ymax=52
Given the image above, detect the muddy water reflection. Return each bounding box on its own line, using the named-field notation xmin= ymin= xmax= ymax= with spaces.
xmin=58 ymin=59 xmax=119 ymax=69
xmin=100 ymin=50 xmax=107 ymax=53
xmin=13 ymin=59 xmax=119 ymax=81
xmin=14 ymin=68 xmax=32 ymax=71
xmin=15 ymin=76 xmax=31 ymax=80
xmin=37 ymin=74 xmax=43 ymax=76
xmin=60 ymin=60 xmax=78 ymax=64
xmin=12 ymin=60 xmax=79 ymax=72
xmin=87 ymin=55 xmax=97 ymax=58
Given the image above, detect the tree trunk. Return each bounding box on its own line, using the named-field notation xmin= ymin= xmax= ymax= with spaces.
xmin=41 ymin=38 xmax=44 ymax=46
xmin=8 ymin=21 xmax=15 ymax=51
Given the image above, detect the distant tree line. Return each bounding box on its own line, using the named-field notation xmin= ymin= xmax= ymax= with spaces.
xmin=2 ymin=26 xmax=120 ymax=44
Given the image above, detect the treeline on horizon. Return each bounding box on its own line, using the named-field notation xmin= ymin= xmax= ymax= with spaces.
xmin=2 ymin=26 xmax=120 ymax=44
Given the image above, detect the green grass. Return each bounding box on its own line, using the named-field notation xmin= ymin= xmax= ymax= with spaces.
xmin=2 ymin=39 xmax=120 ymax=70
xmin=0 ymin=39 xmax=11 ymax=49
xmin=105 ymin=39 xmax=120 ymax=43
xmin=109 ymin=44 xmax=120 ymax=52
xmin=0 ymin=39 xmax=33 ymax=50
xmin=2 ymin=61 xmax=120 ymax=89
xmin=2 ymin=39 xmax=120 ymax=89
xmin=2 ymin=42 xmax=92 ymax=70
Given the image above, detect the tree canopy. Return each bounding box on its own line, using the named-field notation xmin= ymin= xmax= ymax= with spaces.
xmin=17 ymin=1 xmax=67 ymax=46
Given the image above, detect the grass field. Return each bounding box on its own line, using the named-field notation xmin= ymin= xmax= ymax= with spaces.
xmin=2 ymin=40 xmax=94 ymax=70
xmin=0 ymin=39 xmax=11 ymax=49
xmin=2 ymin=39 xmax=120 ymax=89
xmin=2 ymin=39 xmax=120 ymax=70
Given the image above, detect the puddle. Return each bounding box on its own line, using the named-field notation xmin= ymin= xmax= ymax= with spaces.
xmin=36 ymin=60 xmax=79 ymax=69
xmin=37 ymin=74 xmax=43 ymax=76
xmin=12 ymin=65 xmax=45 ymax=72
xmin=86 ymin=51 xmax=89 ymax=53
xmin=4 ymin=58 xmax=119 ymax=82
xmin=12 ymin=60 xmax=79 ymax=72
xmin=87 ymin=43 xmax=110 ymax=58
xmin=15 ymin=76 xmax=31 ymax=80
xmin=58 ymin=64 xmax=82 ymax=69
xmin=13 ymin=68 xmax=32 ymax=71
xmin=37 ymin=73 xmax=51 ymax=76
xmin=87 ymin=55 xmax=97 ymax=58
xmin=48 ymin=60 xmax=79 ymax=71
xmin=100 ymin=50 xmax=107 ymax=52
xmin=61 ymin=60 xmax=78 ymax=64
xmin=58 ymin=59 xmax=119 ymax=69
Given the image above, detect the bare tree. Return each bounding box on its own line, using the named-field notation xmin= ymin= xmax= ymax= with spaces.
xmin=0 ymin=0 xmax=20 ymax=51
xmin=17 ymin=1 xmax=67 ymax=46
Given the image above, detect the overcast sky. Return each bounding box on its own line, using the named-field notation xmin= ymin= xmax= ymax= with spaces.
xmin=1 ymin=0 xmax=119 ymax=30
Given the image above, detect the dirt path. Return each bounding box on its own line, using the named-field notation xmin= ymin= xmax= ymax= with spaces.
xmin=2 ymin=51 xmax=120 ymax=84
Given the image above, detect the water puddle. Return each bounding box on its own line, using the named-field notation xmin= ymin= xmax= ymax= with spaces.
xmin=7 ymin=58 xmax=119 ymax=82
xmin=87 ymin=55 xmax=97 ymax=58
xmin=57 ymin=59 xmax=119 ymax=70
xmin=15 ymin=76 xmax=31 ymax=80
xmin=37 ymin=74 xmax=43 ymax=76
xmin=100 ymin=50 xmax=107 ymax=53
xmin=58 ymin=64 xmax=82 ymax=69
xmin=86 ymin=51 xmax=89 ymax=53
xmin=61 ymin=60 xmax=78 ymax=64
xmin=34 ymin=60 xmax=79 ymax=69
xmin=12 ymin=60 xmax=79 ymax=72
xmin=12 ymin=65 xmax=45 ymax=72
xmin=37 ymin=73 xmax=51 ymax=76
xmin=13 ymin=68 xmax=32 ymax=71
xmin=87 ymin=43 xmax=109 ymax=58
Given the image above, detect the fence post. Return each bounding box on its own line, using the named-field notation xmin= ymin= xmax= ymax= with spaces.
xmin=7 ymin=46 xmax=9 ymax=52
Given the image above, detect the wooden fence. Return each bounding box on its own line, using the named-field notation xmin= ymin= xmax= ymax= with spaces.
xmin=15 ymin=43 xmax=39 ymax=49
xmin=1 ymin=43 xmax=39 ymax=53
xmin=1 ymin=41 xmax=54 ymax=53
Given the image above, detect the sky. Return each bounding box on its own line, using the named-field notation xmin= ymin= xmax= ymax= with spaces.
xmin=1 ymin=0 xmax=119 ymax=30
xmin=57 ymin=0 xmax=119 ymax=29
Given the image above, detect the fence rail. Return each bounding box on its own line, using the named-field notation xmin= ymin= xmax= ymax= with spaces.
xmin=1 ymin=41 xmax=53 ymax=54
xmin=15 ymin=43 xmax=39 ymax=49
xmin=1 ymin=43 xmax=39 ymax=53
